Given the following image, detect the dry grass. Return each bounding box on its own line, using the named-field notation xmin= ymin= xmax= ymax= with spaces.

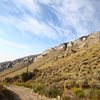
xmin=0 ymin=42 xmax=100 ymax=99
xmin=0 ymin=50 xmax=62 ymax=80
xmin=1 ymin=43 xmax=100 ymax=86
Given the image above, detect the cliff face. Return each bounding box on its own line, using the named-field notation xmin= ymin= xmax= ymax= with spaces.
xmin=0 ymin=32 xmax=100 ymax=72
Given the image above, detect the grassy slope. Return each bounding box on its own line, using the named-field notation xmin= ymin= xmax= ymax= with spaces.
xmin=0 ymin=42 xmax=100 ymax=99
xmin=10 ymin=43 xmax=99 ymax=99
xmin=0 ymin=43 xmax=100 ymax=84
xmin=29 ymin=43 xmax=100 ymax=88
xmin=0 ymin=50 xmax=62 ymax=80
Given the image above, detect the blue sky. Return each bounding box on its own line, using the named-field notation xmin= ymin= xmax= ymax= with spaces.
xmin=0 ymin=0 xmax=100 ymax=62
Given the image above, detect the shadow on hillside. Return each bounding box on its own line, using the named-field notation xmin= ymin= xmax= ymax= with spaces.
xmin=11 ymin=91 xmax=21 ymax=100
xmin=0 ymin=89 xmax=21 ymax=100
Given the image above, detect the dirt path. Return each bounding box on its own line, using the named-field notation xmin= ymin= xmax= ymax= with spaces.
xmin=5 ymin=85 xmax=53 ymax=100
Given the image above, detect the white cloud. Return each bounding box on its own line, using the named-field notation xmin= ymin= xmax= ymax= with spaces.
xmin=0 ymin=0 xmax=99 ymax=41
xmin=0 ymin=15 xmax=60 ymax=40
xmin=0 ymin=37 xmax=30 ymax=50
xmin=13 ymin=0 xmax=40 ymax=15
xmin=51 ymin=0 xmax=96 ymax=35
xmin=0 ymin=0 xmax=62 ymax=40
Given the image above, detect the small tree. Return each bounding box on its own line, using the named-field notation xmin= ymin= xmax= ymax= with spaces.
xmin=21 ymin=72 xmax=33 ymax=82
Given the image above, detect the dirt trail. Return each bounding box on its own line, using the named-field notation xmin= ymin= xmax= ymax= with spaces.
xmin=5 ymin=85 xmax=53 ymax=100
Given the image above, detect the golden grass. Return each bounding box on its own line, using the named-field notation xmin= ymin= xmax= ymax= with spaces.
xmin=0 ymin=43 xmax=100 ymax=90
xmin=0 ymin=50 xmax=62 ymax=80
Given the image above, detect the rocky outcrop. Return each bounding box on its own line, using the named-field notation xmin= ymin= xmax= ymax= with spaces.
xmin=54 ymin=43 xmax=67 ymax=51
xmin=73 ymin=36 xmax=88 ymax=48
xmin=66 ymin=32 xmax=100 ymax=51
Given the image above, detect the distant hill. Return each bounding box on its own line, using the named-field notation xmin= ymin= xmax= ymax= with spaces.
xmin=0 ymin=55 xmax=38 ymax=72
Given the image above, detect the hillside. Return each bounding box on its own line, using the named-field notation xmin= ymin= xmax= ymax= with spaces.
xmin=0 ymin=32 xmax=100 ymax=79
xmin=0 ymin=32 xmax=100 ymax=99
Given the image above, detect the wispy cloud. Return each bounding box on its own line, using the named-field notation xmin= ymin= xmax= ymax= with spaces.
xmin=0 ymin=37 xmax=30 ymax=50
xmin=0 ymin=0 xmax=100 ymax=40
xmin=50 ymin=0 xmax=97 ymax=36
xmin=0 ymin=0 xmax=61 ymax=40
xmin=0 ymin=0 xmax=100 ymax=62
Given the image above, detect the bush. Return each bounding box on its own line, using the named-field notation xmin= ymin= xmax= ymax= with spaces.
xmin=91 ymin=90 xmax=100 ymax=100
xmin=33 ymin=83 xmax=44 ymax=95
xmin=44 ymin=86 xmax=61 ymax=98
xmin=33 ymin=83 xmax=61 ymax=98
xmin=13 ymin=75 xmax=19 ymax=80
xmin=72 ymin=88 xmax=85 ymax=98
xmin=23 ymin=82 xmax=33 ymax=88
xmin=21 ymin=72 xmax=33 ymax=82
xmin=95 ymin=90 xmax=100 ymax=100
xmin=4 ymin=78 xmax=13 ymax=83
xmin=85 ymin=89 xmax=94 ymax=99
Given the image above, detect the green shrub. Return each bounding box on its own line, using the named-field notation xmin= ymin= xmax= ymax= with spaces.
xmin=33 ymin=83 xmax=61 ymax=98
xmin=33 ymin=83 xmax=45 ymax=95
xmin=95 ymin=90 xmax=100 ymax=100
xmin=21 ymin=72 xmax=33 ymax=82
xmin=91 ymin=90 xmax=100 ymax=100
xmin=24 ymin=82 xmax=33 ymax=88
xmin=85 ymin=89 xmax=94 ymax=99
xmin=4 ymin=78 xmax=13 ymax=83
xmin=85 ymin=89 xmax=100 ymax=99
xmin=44 ymin=86 xmax=61 ymax=98
xmin=72 ymin=88 xmax=85 ymax=98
